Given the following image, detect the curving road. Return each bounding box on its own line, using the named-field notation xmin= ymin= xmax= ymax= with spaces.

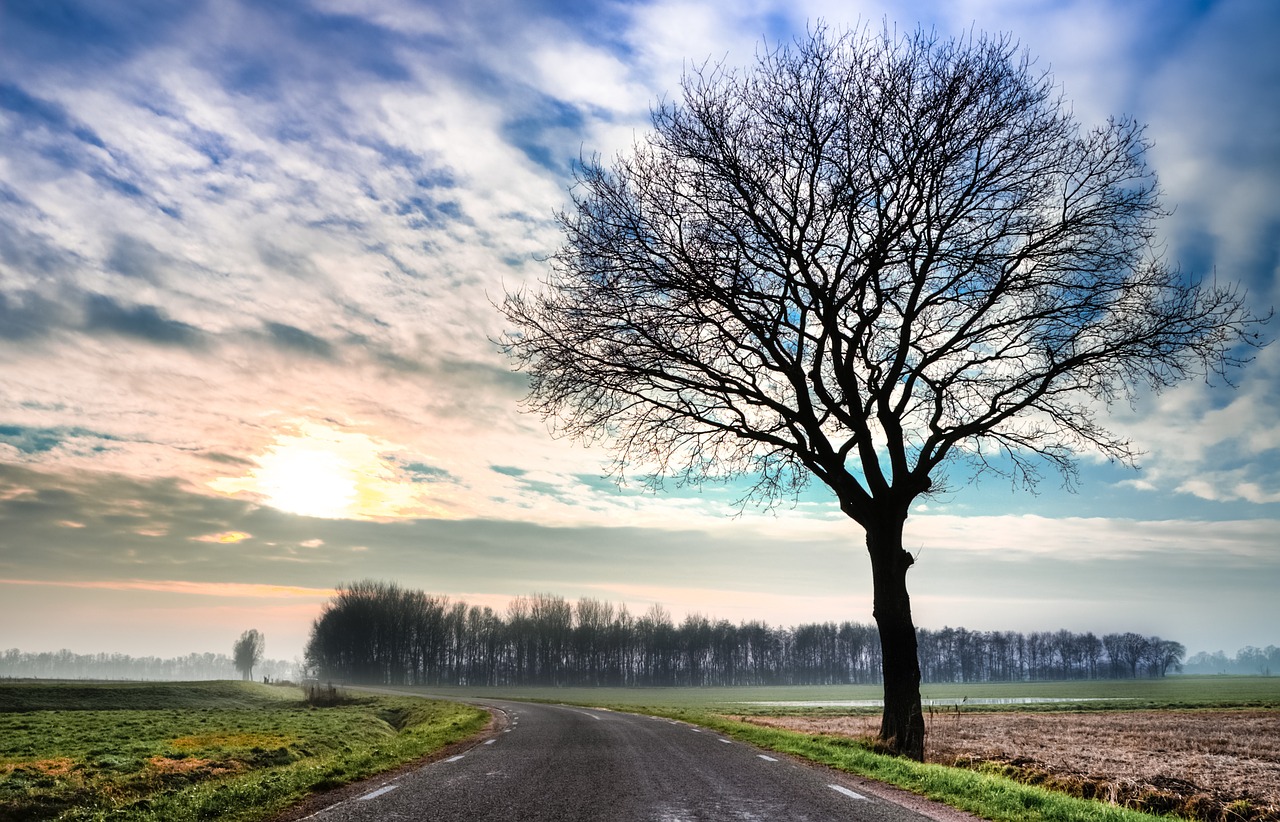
xmin=301 ymin=698 xmax=963 ymax=822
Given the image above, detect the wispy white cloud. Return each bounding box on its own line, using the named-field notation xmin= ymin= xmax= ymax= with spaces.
xmin=0 ymin=0 xmax=1276 ymax=658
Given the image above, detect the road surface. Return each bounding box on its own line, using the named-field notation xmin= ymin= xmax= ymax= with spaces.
xmin=301 ymin=699 xmax=968 ymax=822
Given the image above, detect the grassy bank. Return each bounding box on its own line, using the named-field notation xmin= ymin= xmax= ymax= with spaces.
xmin=0 ymin=680 xmax=489 ymax=821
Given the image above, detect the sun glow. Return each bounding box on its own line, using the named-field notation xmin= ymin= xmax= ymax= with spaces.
xmin=254 ymin=442 xmax=358 ymax=518
xmin=210 ymin=422 xmax=452 ymax=520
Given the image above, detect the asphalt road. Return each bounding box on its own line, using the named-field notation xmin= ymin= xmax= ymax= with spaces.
xmin=301 ymin=699 xmax=954 ymax=822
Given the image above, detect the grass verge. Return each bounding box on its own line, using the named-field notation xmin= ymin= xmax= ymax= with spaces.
xmin=0 ymin=680 xmax=489 ymax=822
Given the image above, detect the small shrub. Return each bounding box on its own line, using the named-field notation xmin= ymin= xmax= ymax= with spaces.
xmin=303 ymin=683 xmax=353 ymax=707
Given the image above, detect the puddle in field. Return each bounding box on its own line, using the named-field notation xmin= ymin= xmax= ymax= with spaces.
xmin=735 ymin=697 xmax=1136 ymax=707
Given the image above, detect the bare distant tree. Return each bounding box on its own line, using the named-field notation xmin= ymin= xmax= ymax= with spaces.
xmin=501 ymin=24 xmax=1265 ymax=758
xmin=233 ymin=629 xmax=265 ymax=682
xmin=1152 ymin=639 xmax=1186 ymax=677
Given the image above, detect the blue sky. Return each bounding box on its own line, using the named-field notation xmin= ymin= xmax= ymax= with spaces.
xmin=0 ymin=0 xmax=1277 ymax=663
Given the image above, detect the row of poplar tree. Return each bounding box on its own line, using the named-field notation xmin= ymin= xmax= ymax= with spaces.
xmin=303 ymin=581 xmax=1186 ymax=686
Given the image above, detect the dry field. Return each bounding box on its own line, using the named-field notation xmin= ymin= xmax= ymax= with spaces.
xmin=746 ymin=710 xmax=1280 ymax=820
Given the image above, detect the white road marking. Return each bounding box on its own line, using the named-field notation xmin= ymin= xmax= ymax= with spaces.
xmin=446 ymin=755 xmax=465 ymax=763
xmin=829 ymin=785 xmax=867 ymax=800
xmin=485 ymin=739 xmax=496 ymax=745
xmin=357 ymin=785 xmax=398 ymax=801
xmin=567 ymin=708 xmax=601 ymax=721
xmin=718 ymin=738 xmax=732 ymax=744
xmin=757 ymin=754 xmax=778 ymax=761
xmin=689 ymin=728 xmax=702 ymax=733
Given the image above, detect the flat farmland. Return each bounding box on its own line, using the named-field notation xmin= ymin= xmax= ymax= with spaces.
xmin=729 ymin=678 xmax=1280 ymax=822
xmin=0 ymin=681 xmax=488 ymax=822
xmin=413 ymin=675 xmax=1280 ymax=712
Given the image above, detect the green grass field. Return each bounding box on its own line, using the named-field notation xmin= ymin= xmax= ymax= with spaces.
xmin=0 ymin=680 xmax=488 ymax=822
xmin=398 ymin=674 xmax=1280 ymax=713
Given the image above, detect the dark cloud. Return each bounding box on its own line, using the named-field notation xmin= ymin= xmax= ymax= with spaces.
xmin=0 ymin=425 xmax=65 ymax=454
xmin=194 ymin=450 xmax=255 ymax=467
xmin=368 ymin=352 xmax=530 ymax=410
xmin=433 ymin=357 xmax=529 ymax=394
xmin=0 ymin=291 xmax=64 ymax=341
xmin=83 ymin=293 xmax=205 ymax=347
xmin=395 ymin=460 xmax=457 ymax=484
xmin=104 ymin=234 xmax=170 ymax=282
xmin=395 ymin=195 xmax=471 ymax=230
xmin=256 ymin=243 xmax=324 ymax=281
xmin=0 ymin=425 xmax=118 ymax=455
xmin=0 ymin=219 xmax=78 ymax=278
xmin=490 ymin=464 xmax=528 ymax=477
xmin=263 ymin=321 xmax=335 ymax=359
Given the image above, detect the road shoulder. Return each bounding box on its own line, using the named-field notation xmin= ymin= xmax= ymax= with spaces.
xmin=266 ymin=704 xmax=507 ymax=822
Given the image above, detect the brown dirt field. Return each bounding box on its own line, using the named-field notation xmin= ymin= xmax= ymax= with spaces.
xmin=744 ymin=710 xmax=1280 ymax=821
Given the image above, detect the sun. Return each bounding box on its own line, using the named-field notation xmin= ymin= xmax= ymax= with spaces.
xmin=253 ymin=441 xmax=357 ymax=518
xmin=209 ymin=421 xmax=453 ymax=520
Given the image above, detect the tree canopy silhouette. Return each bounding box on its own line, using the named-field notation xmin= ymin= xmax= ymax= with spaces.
xmin=501 ymin=25 xmax=1263 ymax=759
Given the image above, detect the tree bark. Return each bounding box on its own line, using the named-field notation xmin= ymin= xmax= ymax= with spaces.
xmin=867 ymin=516 xmax=926 ymax=761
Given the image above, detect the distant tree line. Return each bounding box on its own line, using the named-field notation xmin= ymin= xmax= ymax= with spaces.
xmin=303 ymin=581 xmax=1191 ymax=686
xmin=1184 ymin=646 xmax=1280 ymax=676
xmin=0 ymin=648 xmax=299 ymax=681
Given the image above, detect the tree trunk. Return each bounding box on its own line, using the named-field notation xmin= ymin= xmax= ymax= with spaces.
xmin=867 ymin=516 xmax=926 ymax=761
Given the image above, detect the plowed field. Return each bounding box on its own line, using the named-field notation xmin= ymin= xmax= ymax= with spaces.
xmin=746 ymin=710 xmax=1279 ymax=820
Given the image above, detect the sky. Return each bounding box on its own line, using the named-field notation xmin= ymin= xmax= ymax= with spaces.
xmin=1 ymin=0 xmax=1277 ymax=665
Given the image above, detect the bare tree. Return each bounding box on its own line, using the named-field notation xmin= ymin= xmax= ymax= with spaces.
xmin=232 ymin=629 xmax=265 ymax=682
xmin=1152 ymin=638 xmax=1186 ymax=677
xmin=503 ymin=24 xmax=1263 ymax=757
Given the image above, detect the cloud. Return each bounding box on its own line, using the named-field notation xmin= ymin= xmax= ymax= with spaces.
xmin=104 ymin=234 xmax=172 ymax=282
xmin=191 ymin=530 xmax=252 ymax=544
xmin=0 ymin=81 xmax=107 ymax=148
xmin=83 ymin=294 xmax=206 ymax=347
xmin=0 ymin=577 xmax=331 ymax=599
xmin=0 ymin=0 xmax=1276 ymax=660
xmin=0 ymin=220 xmax=80 ymax=281
xmin=261 ymin=322 xmax=336 ymax=359
xmin=0 ymin=0 xmax=197 ymax=71
xmin=1143 ymin=0 xmax=1280 ymax=291
xmin=0 ymin=425 xmax=119 ymax=457
xmin=2 ymin=457 xmax=1277 ymax=657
